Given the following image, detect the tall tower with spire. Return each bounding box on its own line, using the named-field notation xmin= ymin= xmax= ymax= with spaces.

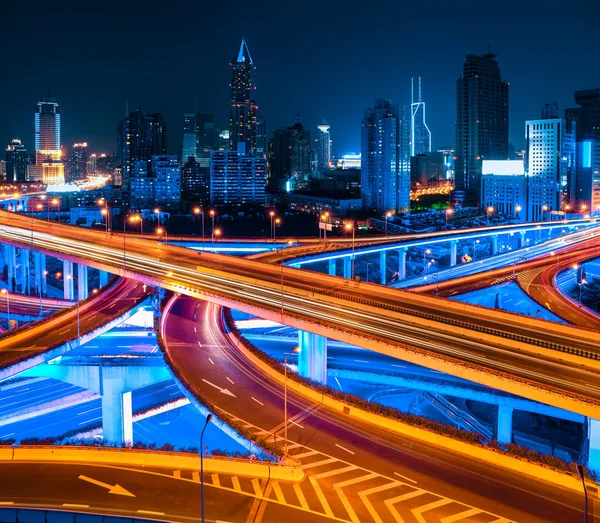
xmin=229 ymin=38 xmax=257 ymax=154
xmin=410 ymin=77 xmax=431 ymax=156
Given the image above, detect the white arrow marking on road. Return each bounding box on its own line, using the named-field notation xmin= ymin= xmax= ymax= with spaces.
xmin=78 ymin=475 xmax=135 ymax=497
xmin=202 ymin=379 xmax=236 ymax=397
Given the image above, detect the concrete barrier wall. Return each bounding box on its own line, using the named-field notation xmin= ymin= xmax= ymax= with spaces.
xmin=1 ymin=445 xmax=304 ymax=483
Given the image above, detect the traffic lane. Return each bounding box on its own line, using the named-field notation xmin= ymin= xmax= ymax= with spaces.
xmin=164 ymin=298 xmax=592 ymax=523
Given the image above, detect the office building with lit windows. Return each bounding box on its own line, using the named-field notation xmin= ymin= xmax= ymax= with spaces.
xmin=5 ymin=139 xmax=28 ymax=182
xmin=480 ymin=160 xmax=526 ymax=222
xmin=229 ymin=39 xmax=257 ymax=153
xmin=67 ymin=142 xmax=88 ymax=182
xmin=316 ymin=120 xmax=331 ymax=171
xmin=30 ymin=96 xmax=63 ymax=182
xmin=361 ymin=98 xmax=410 ymax=213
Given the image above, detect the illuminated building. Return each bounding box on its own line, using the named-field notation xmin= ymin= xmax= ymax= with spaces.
xmin=30 ymin=96 xmax=62 ymax=181
xmin=5 ymin=139 xmax=28 ymax=182
xmin=455 ymin=52 xmax=508 ymax=206
xmin=256 ymin=116 xmax=267 ymax=158
xmin=95 ymin=153 xmax=117 ymax=175
xmin=182 ymin=113 xmax=215 ymax=165
xmin=437 ymin=147 xmax=455 ymax=180
xmin=361 ymin=98 xmax=410 ymax=213
xmin=269 ymin=118 xmax=311 ymax=192
xmin=210 ymin=145 xmax=266 ymax=206
xmin=182 ymin=113 xmax=198 ymax=162
xmin=42 ymin=158 xmax=65 ymax=185
xmin=229 ymin=39 xmax=257 ymax=154
xmin=337 ymin=153 xmax=361 ymax=170
xmin=316 ymin=120 xmax=331 ymax=171
xmin=67 ymin=142 xmax=88 ymax=182
xmin=411 ymin=77 xmax=431 ymax=156
xmin=526 ymin=109 xmax=576 ymax=221
xmin=566 ymin=88 xmax=600 ymax=141
xmin=572 ymin=139 xmax=600 ymax=212
xmin=182 ymin=156 xmax=209 ymax=205
xmin=87 ymin=154 xmax=97 ymax=174
xmin=218 ymin=130 xmax=230 ymax=151
xmin=480 ymin=160 xmax=526 ymax=221
xmin=153 ymin=155 xmax=181 ymax=208
xmin=411 ymin=152 xmax=444 ymax=185
xmin=117 ymin=109 xmax=166 ymax=190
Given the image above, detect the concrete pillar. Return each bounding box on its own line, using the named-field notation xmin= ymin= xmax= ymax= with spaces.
xmin=4 ymin=245 xmax=16 ymax=291
xmin=328 ymin=259 xmax=336 ymax=276
xmin=297 ymin=331 xmax=327 ymax=384
xmin=343 ymin=257 xmax=351 ymax=279
xmin=588 ymin=418 xmax=600 ymax=473
xmin=19 ymin=249 xmax=30 ymax=295
xmin=518 ymin=231 xmax=526 ymax=249
xmin=99 ymin=270 xmax=109 ymax=287
xmin=63 ymin=260 xmax=74 ymax=300
xmin=33 ymin=253 xmax=47 ymax=296
xmin=40 ymin=254 xmax=47 ymax=294
xmin=101 ymin=378 xmax=133 ymax=445
xmin=497 ymin=405 xmax=513 ymax=444
xmin=379 ymin=250 xmax=387 ymax=284
xmin=449 ymin=240 xmax=458 ymax=267
xmin=398 ymin=248 xmax=407 ymax=280
xmin=491 ymin=235 xmax=499 ymax=255
xmin=77 ymin=264 xmax=89 ymax=300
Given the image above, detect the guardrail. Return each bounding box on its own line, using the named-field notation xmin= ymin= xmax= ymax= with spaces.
xmin=0 ymin=507 xmax=166 ymax=522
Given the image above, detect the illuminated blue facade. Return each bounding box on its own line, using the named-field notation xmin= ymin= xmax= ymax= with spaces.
xmin=410 ymin=77 xmax=431 ymax=156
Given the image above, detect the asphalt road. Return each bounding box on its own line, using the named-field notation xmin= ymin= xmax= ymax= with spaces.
xmin=162 ymin=296 xmax=596 ymax=523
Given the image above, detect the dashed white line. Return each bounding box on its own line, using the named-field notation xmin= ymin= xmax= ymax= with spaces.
xmin=137 ymin=510 xmax=165 ymax=516
xmin=0 ymin=433 xmax=15 ymax=438
xmin=251 ymin=397 xmax=264 ymax=406
xmin=289 ymin=419 xmax=304 ymax=429
xmin=58 ymin=329 xmax=70 ymax=335
xmin=78 ymin=416 xmax=101 ymax=426
xmin=335 ymin=443 xmax=355 ymax=455
xmin=208 ymin=358 xmax=215 ymax=365
xmin=354 ymin=360 xmax=369 ymax=364
xmin=63 ymin=503 xmax=90 ymax=508
xmin=194 ymin=327 xmax=197 ymax=332
xmin=226 ymin=377 xmax=235 ymax=385
xmin=197 ymin=341 xmax=203 ymax=348
xmin=394 ymin=472 xmax=418 ymax=484
xmin=391 ymin=364 xmax=406 ymax=368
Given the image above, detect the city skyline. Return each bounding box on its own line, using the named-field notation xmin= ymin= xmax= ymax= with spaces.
xmin=2 ymin=0 xmax=598 ymax=158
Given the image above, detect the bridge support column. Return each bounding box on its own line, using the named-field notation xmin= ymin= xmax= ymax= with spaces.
xmin=398 ymin=248 xmax=406 ymax=280
xmin=491 ymin=235 xmax=499 ymax=255
xmin=77 ymin=264 xmax=89 ymax=300
xmin=297 ymin=331 xmax=327 ymax=384
xmin=63 ymin=260 xmax=74 ymax=300
xmin=328 ymin=259 xmax=336 ymax=276
xmin=587 ymin=418 xmax=600 ymax=473
xmin=99 ymin=270 xmax=109 ymax=287
xmin=19 ymin=249 xmax=30 ymax=295
xmin=4 ymin=245 xmax=16 ymax=291
xmin=449 ymin=240 xmax=457 ymax=267
xmin=343 ymin=257 xmax=351 ymax=279
xmin=518 ymin=231 xmax=526 ymax=249
xmin=101 ymin=378 xmax=133 ymax=445
xmin=379 ymin=251 xmax=387 ymax=284
xmin=497 ymin=405 xmax=513 ymax=444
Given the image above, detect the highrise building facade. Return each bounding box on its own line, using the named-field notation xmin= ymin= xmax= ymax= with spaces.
xmin=411 ymin=78 xmax=431 ymax=156
xmin=316 ymin=120 xmax=331 ymax=171
xmin=566 ymin=88 xmax=600 ymax=141
xmin=455 ymin=53 xmax=509 ymax=206
xmin=525 ymin=112 xmax=576 ymax=221
xmin=117 ymin=109 xmax=167 ymax=190
xmin=5 ymin=139 xmax=28 ymax=182
xmin=31 ymin=96 xmax=63 ymax=183
xmin=182 ymin=156 xmax=209 ymax=205
xmin=269 ymin=119 xmax=311 ymax=192
xmin=229 ymin=39 xmax=257 ymax=154
xmin=256 ymin=116 xmax=267 ymax=158
xmin=67 ymin=142 xmax=88 ymax=182
xmin=410 ymin=152 xmax=444 ymax=185
xmin=153 ymin=155 xmax=182 ymax=208
xmin=182 ymin=113 xmax=198 ymax=162
xmin=210 ymin=145 xmax=266 ymax=206
xmin=361 ymin=98 xmax=410 ymax=213
xmin=182 ymin=113 xmax=215 ymax=167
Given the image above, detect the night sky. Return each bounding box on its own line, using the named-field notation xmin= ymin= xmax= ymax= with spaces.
xmin=3 ymin=0 xmax=599 ymax=158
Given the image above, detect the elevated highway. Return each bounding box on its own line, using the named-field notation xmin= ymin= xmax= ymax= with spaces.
xmin=0 ymin=211 xmax=599 ymax=419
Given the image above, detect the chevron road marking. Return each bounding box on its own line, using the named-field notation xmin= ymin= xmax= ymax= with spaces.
xmin=272 ymin=481 xmax=286 ymax=504
xmin=251 ymin=478 xmax=263 ymax=497
xmin=309 ymin=465 xmax=358 ymax=518
xmin=293 ymin=483 xmax=309 ymax=510
xmin=302 ymin=457 xmax=338 ymax=469
xmin=332 ymin=473 xmax=379 ymax=523
xmin=412 ymin=498 xmax=454 ymax=523
xmin=440 ymin=507 xmax=483 ymax=522
xmin=211 ymin=474 xmax=220 ymax=487
xmin=385 ymin=490 xmax=426 ymax=522
xmin=231 ymin=476 xmax=241 ymax=492
xmin=294 ymin=450 xmax=320 ymax=459
xmin=357 ymin=482 xmax=404 ymax=523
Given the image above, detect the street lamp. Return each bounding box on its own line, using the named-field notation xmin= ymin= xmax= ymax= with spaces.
xmin=51 ymin=198 xmax=60 ymax=222
xmin=445 ymin=208 xmax=453 ymax=227
xmin=321 ymin=212 xmax=329 ymax=242
xmin=385 ymin=211 xmax=392 ymax=236
xmin=100 ymin=208 xmax=109 ymax=232
xmin=193 ymin=207 xmax=205 ymax=248
xmin=214 ymin=228 xmax=222 ymax=242
xmin=274 ymin=218 xmax=281 ymax=242
xmin=576 ymin=463 xmax=588 ymax=523
xmin=156 ymin=227 xmax=167 ymax=242
xmin=200 ymin=413 xmax=213 ymax=523
xmin=487 ymin=206 xmax=494 ymax=222
xmin=474 ymin=239 xmax=480 ymax=260
xmin=515 ymin=204 xmax=522 ymax=220
xmin=67 ymin=275 xmax=81 ymax=344
xmin=210 ymin=210 xmax=216 ymax=242
xmin=154 ymin=207 xmax=161 ymax=226
xmin=283 ymin=345 xmax=300 ymax=458
xmin=123 ymin=215 xmax=141 ymax=271
xmin=344 ymin=223 xmax=355 ymax=279
xmin=279 ymin=240 xmax=293 ymax=318
xmin=269 ymin=210 xmax=275 ymax=241
xmin=1 ymin=289 xmax=10 ymax=331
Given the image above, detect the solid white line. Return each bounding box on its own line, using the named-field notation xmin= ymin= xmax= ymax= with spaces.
xmin=58 ymin=329 xmax=70 ymax=335
xmin=226 ymin=377 xmax=235 ymax=385
xmin=208 ymin=357 xmax=215 ymax=365
xmin=289 ymin=419 xmax=304 ymax=429
xmin=394 ymin=472 xmax=418 ymax=484
xmin=137 ymin=510 xmax=165 ymax=516
xmin=79 ymin=416 xmax=101 ymax=426
xmin=335 ymin=443 xmax=355 ymax=455
xmin=334 ymin=377 xmax=343 ymax=392
xmin=391 ymin=364 xmax=406 ymax=368
xmin=251 ymin=397 xmax=264 ymax=406
xmin=77 ymin=407 xmax=101 ymax=416
xmin=354 ymin=360 xmax=369 ymax=364
xmin=0 ymin=433 xmax=15 ymax=438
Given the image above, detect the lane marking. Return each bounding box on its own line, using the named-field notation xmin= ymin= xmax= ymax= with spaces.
xmin=354 ymin=360 xmax=369 ymax=364
xmin=357 ymin=482 xmax=403 ymax=523
xmin=335 ymin=443 xmax=355 ymax=455
xmin=197 ymin=341 xmax=203 ymax=348
xmin=251 ymin=397 xmax=264 ymax=406
xmin=293 ymin=450 xmax=319 ymax=459
xmin=226 ymin=377 xmax=235 ymax=385
xmin=208 ymin=357 xmax=215 ymax=365
xmin=194 ymin=327 xmax=197 ymax=332
xmin=440 ymin=508 xmax=484 ymax=523
xmin=292 ymin=483 xmax=309 ymax=510
xmin=63 ymin=504 xmax=89 ymax=508
xmin=394 ymin=471 xmax=418 ymax=484
xmin=385 ymin=490 xmax=425 ymax=521
xmin=289 ymin=419 xmax=304 ymax=429
xmin=301 ymin=457 xmax=338 ymax=469
xmin=137 ymin=510 xmax=165 ymax=516
xmin=58 ymin=329 xmax=70 ymax=335
xmin=251 ymin=478 xmax=263 ymax=497
xmin=334 ymin=377 xmax=343 ymax=392
xmin=211 ymin=474 xmax=220 ymax=487
xmin=333 ymin=473 xmax=379 ymax=523
xmin=272 ymin=481 xmax=286 ymax=504
xmin=391 ymin=364 xmax=406 ymax=368
xmin=231 ymin=476 xmax=242 ymax=492
xmin=412 ymin=498 xmax=453 ymax=523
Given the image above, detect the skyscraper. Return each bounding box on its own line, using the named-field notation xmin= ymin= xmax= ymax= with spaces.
xmin=5 ymin=139 xmax=28 ymax=182
xmin=411 ymin=78 xmax=431 ymax=156
xmin=256 ymin=116 xmax=267 ymax=158
xmin=269 ymin=118 xmax=311 ymax=192
xmin=229 ymin=39 xmax=257 ymax=153
xmin=117 ymin=109 xmax=167 ymax=190
xmin=30 ymin=96 xmax=63 ymax=183
xmin=182 ymin=113 xmax=198 ymax=162
xmin=455 ymin=52 xmax=509 ymax=206
xmin=316 ymin=120 xmax=331 ymax=171
xmin=566 ymin=88 xmax=600 ymax=141
xmin=182 ymin=113 xmax=215 ymax=166
xmin=361 ymin=98 xmax=410 ymax=213
xmin=182 ymin=156 xmax=209 ymax=205
xmin=525 ymin=109 xmax=576 ymax=221
xmin=67 ymin=142 xmax=88 ymax=182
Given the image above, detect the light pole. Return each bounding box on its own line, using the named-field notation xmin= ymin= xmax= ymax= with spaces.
xmin=1 ymin=290 xmax=10 ymax=331
xmin=67 ymin=275 xmax=81 ymax=344
xmin=515 ymin=204 xmax=522 ymax=221
xmin=321 ymin=212 xmax=329 ymax=242
xmin=283 ymin=345 xmax=300 ymax=457
xmin=123 ymin=215 xmax=140 ymax=272
xmin=100 ymin=207 xmax=109 ymax=232
xmin=156 ymin=227 xmax=167 ymax=242
xmin=210 ymin=210 xmax=216 ymax=243
xmin=51 ymin=198 xmax=60 ymax=222
xmin=200 ymin=413 xmax=213 ymax=523
xmin=274 ymin=218 xmax=281 ymax=243
xmin=345 ymin=223 xmax=355 ymax=279
xmin=385 ymin=211 xmax=392 ymax=236
xmin=193 ymin=207 xmax=205 ymax=248
xmin=445 ymin=208 xmax=453 ymax=227
xmin=214 ymin=228 xmax=222 ymax=242
xmin=487 ymin=206 xmax=494 ymax=223
xmin=154 ymin=207 xmax=161 ymax=226
xmin=576 ymin=463 xmax=588 ymax=523
xmin=473 ymin=240 xmax=480 ymax=260
xmin=269 ymin=210 xmax=275 ymax=241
